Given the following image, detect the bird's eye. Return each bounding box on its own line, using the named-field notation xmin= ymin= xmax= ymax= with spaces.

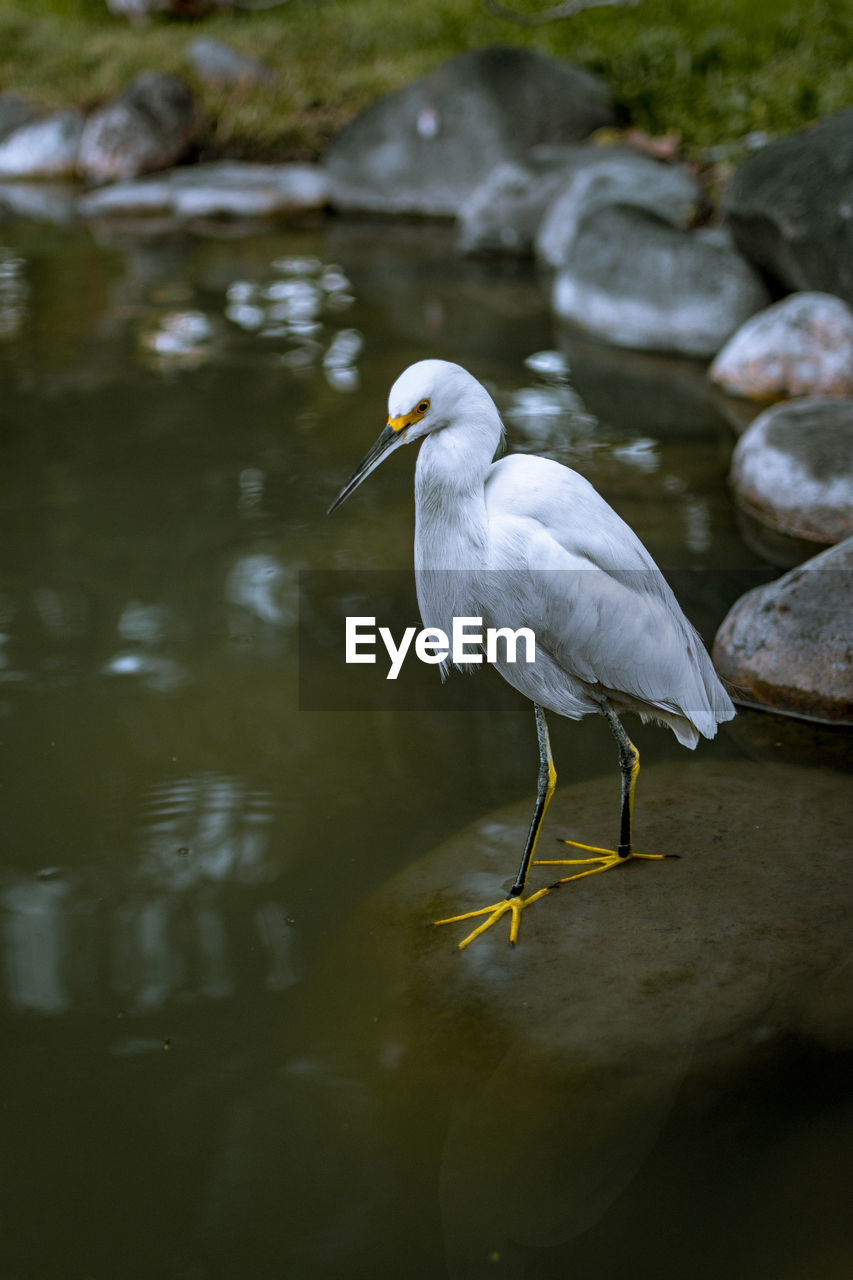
xmin=417 ymin=401 xmax=429 ymax=414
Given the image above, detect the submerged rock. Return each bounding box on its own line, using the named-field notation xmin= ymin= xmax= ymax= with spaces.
xmin=0 ymin=109 xmax=84 ymax=179
xmin=78 ymin=161 xmax=328 ymax=220
xmin=729 ymin=397 xmax=853 ymax=544
xmin=724 ymin=108 xmax=853 ymax=305
xmin=274 ymin=758 xmax=851 ymax=1276
xmin=552 ymin=207 xmax=769 ymax=357
xmin=324 ymin=46 xmax=614 ymax=217
xmin=710 ymin=292 xmax=853 ymax=400
xmin=78 ymin=73 xmax=197 ymax=184
xmin=713 ymin=538 xmax=853 ymax=724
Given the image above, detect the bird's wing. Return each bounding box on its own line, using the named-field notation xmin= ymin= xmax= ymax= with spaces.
xmin=485 ymin=453 xmax=661 ymax=576
xmin=482 ymin=455 xmax=732 ymax=738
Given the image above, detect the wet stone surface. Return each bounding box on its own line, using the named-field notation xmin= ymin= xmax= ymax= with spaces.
xmin=713 ymin=537 xmax=853 ymax=724
xmin=729 ymin=397 xmax=853 ymax=544
xmin=286 ymin=757 xmax=852 ymax=1278
xmin=552 ymin=209 xmax=769 ymax=357
xmin=710 ymin=291 xmax=853 ymax=400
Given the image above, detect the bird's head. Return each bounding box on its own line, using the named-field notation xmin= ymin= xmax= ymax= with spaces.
xmin=327 ymin=359 xmax=482 ymax=513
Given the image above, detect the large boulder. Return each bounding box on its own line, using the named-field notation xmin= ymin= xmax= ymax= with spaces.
xmin=724 ymin=108 xmax=853 ymax=305
xmin=710 ymin=291 xmax=853 ymax=400
xmin=78 ymin=73 xmax=197 ymax=184
xmin=535 ymin=149 xmax=700 ymax=267
xmin=0 ymin=109 xmax=83 ymax=179
xmin=552 ymin=207 xmax=770 ymax=357
xmin=712 ymin=538 xmax=853 ymax=724
xmin=323 ymin=47 xmax=614 ymax=217
xmin=729 ymin=397 xmax=853 ymax=544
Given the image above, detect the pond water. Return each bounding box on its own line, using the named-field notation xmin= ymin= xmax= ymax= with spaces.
xmin=0 ymin=213 xmax=850 ymax=1280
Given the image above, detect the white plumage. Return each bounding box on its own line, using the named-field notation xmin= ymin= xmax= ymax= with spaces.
xmin=330 ymin=359 xmax=734 ymax=948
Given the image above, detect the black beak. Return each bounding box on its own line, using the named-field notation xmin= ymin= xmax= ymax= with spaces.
xmin=327 ymin=424 xmax=407 ymax=514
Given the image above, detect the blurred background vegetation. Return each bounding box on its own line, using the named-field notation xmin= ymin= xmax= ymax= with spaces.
xmin=0 ymin=0 xmax=851 ymax=160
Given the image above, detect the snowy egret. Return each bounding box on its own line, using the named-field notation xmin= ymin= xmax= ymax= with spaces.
xmin=329 ymin=360 xmax=734 ymax=948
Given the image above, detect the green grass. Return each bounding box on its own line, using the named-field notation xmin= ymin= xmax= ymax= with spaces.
xmin=0 ymin=0 xmax=851 ymax=161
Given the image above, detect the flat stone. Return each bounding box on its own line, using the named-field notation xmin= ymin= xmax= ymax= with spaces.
xmin=0 ymin=109 xmax=83 ymax=179
xmin=710 ymin=291 xmax=853 ymax=399
xmin=78 ymin=72 xmax=197 ymax=184
xmin=552 ymin=207 xmax=769 ymax=357
xmin=285 ymin=757 xmax=851 ymax=1273
xmin=78 ymin=161 xmax=329 ymax=220
xmin=187 ymin=37 xmax=274 ymax=86
xmin=713 ymin=538 xmax=853 ymax=723
xmin=535 ymin=149 xmax=701 ymax=267
xmin=730 ymin=397 xmax=853 ymax=544
xmin=324 ymin=46 xmax=613 ymax=217
xmin=724 ymin=108 xmax=853 ymax=305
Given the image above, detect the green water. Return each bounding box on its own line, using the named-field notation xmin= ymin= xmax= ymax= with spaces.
xmin=0 ymin=216 xmax=849 ymax=1280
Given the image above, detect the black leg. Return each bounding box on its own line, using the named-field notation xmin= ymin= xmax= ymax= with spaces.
xmin=510 ymin=703 xmax=557 ymax=896
xmin=598 ymin=699 xmax=640 ymax=859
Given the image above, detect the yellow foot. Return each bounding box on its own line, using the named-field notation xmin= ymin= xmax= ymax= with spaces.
xmin=434 ymin=884 xmax=552 ymax=950
xmin=535 ymin=838 xmax=675 ymax=885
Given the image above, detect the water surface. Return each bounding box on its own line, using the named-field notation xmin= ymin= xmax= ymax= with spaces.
xmin=0 ymin=215 xmax=849 ymax=1279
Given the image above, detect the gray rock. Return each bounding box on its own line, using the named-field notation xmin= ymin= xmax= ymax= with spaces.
xmin=291 ymin=758 xmax=851 ymax=1273
xmin=78 ymin=73 xmax=197 ymax=184
xmin=710 ymin=291 xmax=853 ymax=400
xmin=457 ymin=149 xmax=587 ymax=256
xmin=0 ymin=94 xmax=37 ymax=144
xmin=78 ymin=161 xmax=329 ymax=220
xmin=724 ymin=108 xmax=853 ymax=305
xmin=536 ymin=150 xmax=701 ymax=267
xmin=187 ymin=37 xmax=274 ymax=86
xmin=730 ymin=397 xmax=853 ymax=544
xmin=458 ymin=146 xmax=700 ymax=259
xmin=0 ymin=109 xmax=84 ymax=179
xmin=552 ymin=207 xmax=770 ymax=357
xmin=713 ymin=538 xmax=853 ymax=724
xmin=324 ymin=46 xmax=614 ymax=217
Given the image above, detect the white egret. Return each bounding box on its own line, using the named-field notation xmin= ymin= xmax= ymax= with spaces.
xmin=329 ymin=360 xmax=734 ymax=948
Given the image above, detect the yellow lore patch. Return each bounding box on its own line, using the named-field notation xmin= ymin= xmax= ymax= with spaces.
xmin=387 ymin=399 xmax=430 ymax=432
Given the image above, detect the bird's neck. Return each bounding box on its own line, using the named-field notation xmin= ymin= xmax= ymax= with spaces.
xmin=413 ymin=411 xmax=501 ymax=571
